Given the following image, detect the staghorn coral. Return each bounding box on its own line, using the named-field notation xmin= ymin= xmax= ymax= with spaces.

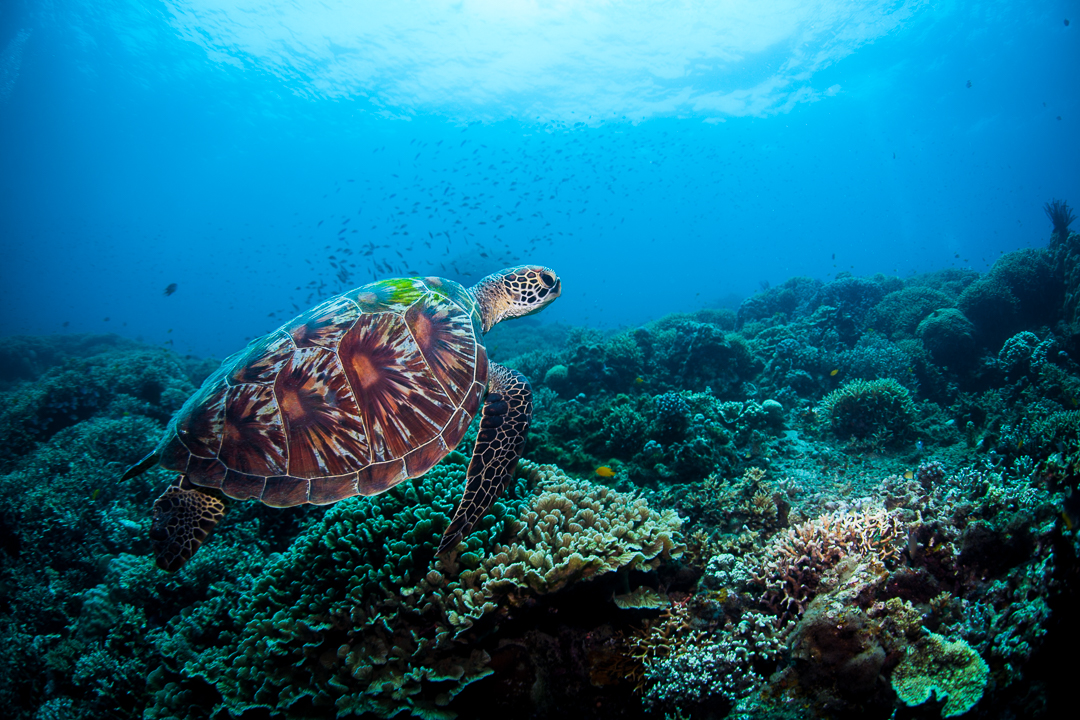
xmin=147 ymin=459 xmax=682 ymax=720
xmin=691 ymin=466 xmax=781 ymax=535
xmin=619 ymin=597 xmax=708 ymax=694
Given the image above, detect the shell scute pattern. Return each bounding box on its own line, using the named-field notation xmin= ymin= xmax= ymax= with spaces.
xmin=404 ymin=293 xmax=477 ymax=405
xmin=404 ymin=435 xmax=450 ymax=477
xmin=441 ymin=406 xmax=473 ymax=453
xmin=162 ymin=275 xmax=486 ymax=505
xmin=187 ymin=456 xmax=226 ymax=489
xmin=356 ymin=459 xmax=408 ymax=497
xmin=308 ymin=473 xmax=359 ymax=506
xmin=423 ymin=276 xmax=475 ymax=313
xmin=286 ymin=295 xmax=360 ymax=349
xmin=174 ymin=383 xmax=228 ymax=459
xmin=221 ymin=469 xmax=265 ymax=501
xmin=220 ymin=383 xmax=287 ymax=477
xmin=339 ymin=312 xmax=456 ymax=463
xmin=261 ymin=475 xmax=311 ymax=508
xmin=275 ymin=346 xmax=369 ymax=478
xmin=227 ymin=332 xmax=293 ymax=385
xmin=157 ymin=434 xmax=192 ymax=474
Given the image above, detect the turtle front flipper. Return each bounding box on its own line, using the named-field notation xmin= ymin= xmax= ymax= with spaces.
xmin=150 ymin=476 xmax=226 ymax=572
xmin=439 ymin=362 xmax=532 ymax=554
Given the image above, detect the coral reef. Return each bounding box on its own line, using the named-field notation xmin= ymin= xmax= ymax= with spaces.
xmin=3 ymin=210 xmax=1080 ymax=719
xmin=146 ymin=459 xmax=681 ymax=719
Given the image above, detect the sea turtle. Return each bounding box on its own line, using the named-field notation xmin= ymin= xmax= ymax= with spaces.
xmin=122 ymin=265 xmax=562 ymax=571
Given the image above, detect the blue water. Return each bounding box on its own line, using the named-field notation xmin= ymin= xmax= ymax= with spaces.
xmin=1 ymin=1 xmax=1077 ymax=358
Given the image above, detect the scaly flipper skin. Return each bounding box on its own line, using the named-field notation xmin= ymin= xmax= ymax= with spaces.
xmin=439 ymin=362 xmax=532 ymax=554
xmin=150 ymin=477 xmax=226 ymax=572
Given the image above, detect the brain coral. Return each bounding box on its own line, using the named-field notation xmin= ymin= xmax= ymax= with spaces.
xmin=148 ymin=459 xmax=682 ymax=720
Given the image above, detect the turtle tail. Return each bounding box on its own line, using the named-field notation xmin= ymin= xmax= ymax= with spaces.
xmin=150 ymin=476 xmax=225 ymax=572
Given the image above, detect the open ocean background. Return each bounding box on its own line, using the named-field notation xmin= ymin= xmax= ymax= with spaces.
xmin=1 ymin=1 xmax=1076 ymax=356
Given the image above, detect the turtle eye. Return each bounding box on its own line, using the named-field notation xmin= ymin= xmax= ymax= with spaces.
xmin=540 ymin=272 xmax=556 ymax=288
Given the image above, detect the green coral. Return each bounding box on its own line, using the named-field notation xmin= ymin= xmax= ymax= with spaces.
xmin=891 ymin=632 xmax=989 ymax=718
xmin=148 ymin=459 xmax=682 ymax=719
xmin=867 ymin=287 xmax=954 ymax=339
xmin=917 ymin=308 xmax=977 ymax=368
xmin=819 ymin=378 xmax=916 ymax=440
xmin=958 ymin=248 xmax=1060 ymax=345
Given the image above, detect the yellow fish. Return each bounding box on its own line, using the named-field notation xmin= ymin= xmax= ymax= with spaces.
xmin=903 ymin=470 xmax=914 ymax=480
xmin=634 ymin=377 xmax=645 ymax=385
xmin=595 ymin=466 xmax=616 ymax=478
xmin=830 ymin=368 xmax=840 ymax=377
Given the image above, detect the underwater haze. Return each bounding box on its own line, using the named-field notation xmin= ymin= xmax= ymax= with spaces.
xmin=3 ymin=2 xmax=1080 ymax=720
xmin=0 ymin=1 xmax=1076 ymax=357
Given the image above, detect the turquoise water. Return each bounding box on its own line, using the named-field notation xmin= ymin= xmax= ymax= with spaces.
xmin=1 ymin=3 xmax=1079 ymax=719
xmin=1 ymin=1 xmax=1076 ymax=356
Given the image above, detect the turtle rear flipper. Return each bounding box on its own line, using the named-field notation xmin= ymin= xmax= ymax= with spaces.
xmin=121 ymin=450 xmax=158 ymax=481
xmin=439 ymin=362 xmax=531 ymax=554
xmin=150 ymin=478 xmax=226 ymax=572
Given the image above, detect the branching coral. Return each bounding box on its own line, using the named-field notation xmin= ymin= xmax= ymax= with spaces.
xmin=752 ymin=509 xmax=904 ymax=624
xmin=624 ymin=591 xmax=784 ymax=715
xmin=641 ymin=610 xmax=782 ymax=711
xmin=820 ymin=378 xmax=916 ymax=441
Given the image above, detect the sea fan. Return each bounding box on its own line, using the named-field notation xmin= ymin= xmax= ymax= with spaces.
xmin=1044 ymin=199 xmax=1076 ymax=238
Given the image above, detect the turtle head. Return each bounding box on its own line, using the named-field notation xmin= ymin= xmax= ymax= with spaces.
xmin=470 ymin=265 xmax=561 ymax=332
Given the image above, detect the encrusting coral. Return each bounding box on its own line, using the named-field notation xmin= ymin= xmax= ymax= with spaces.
xmin=891 ymin=631 xmax=990 ymax=718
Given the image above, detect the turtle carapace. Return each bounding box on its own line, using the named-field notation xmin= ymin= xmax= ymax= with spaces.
xmin=121 ymin=266 xmax=562 ymax=571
